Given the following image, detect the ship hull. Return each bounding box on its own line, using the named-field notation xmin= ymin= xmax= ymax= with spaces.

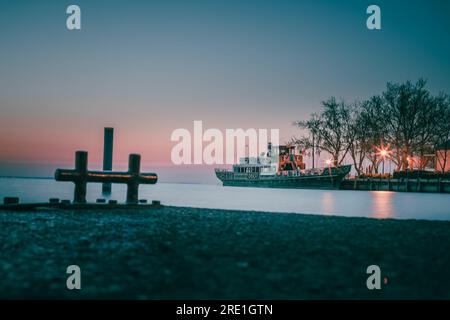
xmin=215 ymin=165 xmax=351 ymax=190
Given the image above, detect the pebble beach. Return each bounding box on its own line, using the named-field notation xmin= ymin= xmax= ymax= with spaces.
xmin=1 ymin=206 xmax=450 ymax=299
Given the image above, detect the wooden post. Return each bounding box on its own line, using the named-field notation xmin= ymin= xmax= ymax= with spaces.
xmin=55 ymin=151 xmax=157 ymax=204
xmin=127 ymin=154 xmax=140 ymax=204
xmin=74 ymin=151 xmax=88 ymax=203
xmin=102 ymin=127 xmax=114 ymax=193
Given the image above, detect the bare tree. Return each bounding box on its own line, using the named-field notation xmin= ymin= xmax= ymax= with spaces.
xmin=433 ymin=94 xmax=450 ymax=173
xmin=295 ymin=97 xmax=354 ymax=167
xmin=357 ymin=96 xmax=390 ymax=174
xmin=347 ymin=104 xmax=368 ymax=175
xmin=379 ymin=79 xmax=438 ymax=170
xmin=293 ymin=79 xmax=449 ymax=174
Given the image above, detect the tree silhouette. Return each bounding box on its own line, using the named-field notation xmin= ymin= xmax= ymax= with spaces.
xmin=295 ymin=97 xmax=354 ymax=167
xmin=293 ymin=79 xmax=450 ymax=175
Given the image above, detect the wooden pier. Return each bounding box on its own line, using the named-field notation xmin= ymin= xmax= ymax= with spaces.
xmin=340 ymin=177 xmax=450 ymax=193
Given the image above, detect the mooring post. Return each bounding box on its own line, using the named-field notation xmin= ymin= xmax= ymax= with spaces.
xmin=127 ymin=154 xmax=141 ymax=204
xmin=55 ymin=151 xmax=157 ymax=204
xmin=102 ymin=127 xmax=114 ymax=194
xmin=74 ymin=151 xmax=88 ymax=203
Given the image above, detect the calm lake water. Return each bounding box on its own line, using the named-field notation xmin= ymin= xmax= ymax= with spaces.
xmin=1 ymin=177 xmax=450 ymax=221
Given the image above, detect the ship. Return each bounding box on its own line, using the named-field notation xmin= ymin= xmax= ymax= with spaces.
xmin=215 ymin=143 xmax=351 ymax=189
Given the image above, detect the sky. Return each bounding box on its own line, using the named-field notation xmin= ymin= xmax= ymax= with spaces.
xmin=0 ymin=0 xmax=450 ymax=182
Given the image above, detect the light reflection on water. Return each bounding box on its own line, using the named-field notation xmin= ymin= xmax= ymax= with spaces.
xmin=0 ymin=178 xmax=449 ymax=221
xmin=371 ymin=191 xmax=394 ymax=219
xmin=320 ymin=192 xmax=335 ymax=215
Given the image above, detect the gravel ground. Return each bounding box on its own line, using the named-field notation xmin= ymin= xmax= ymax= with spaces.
xmin=1 ymin=206 xmax=449 ymax=299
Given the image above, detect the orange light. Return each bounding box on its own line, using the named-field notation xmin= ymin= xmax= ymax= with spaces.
xmin=375 ymin=144 xmax=391 ymax=159
xmin=325 ymin=159 xmax=332 ymax=165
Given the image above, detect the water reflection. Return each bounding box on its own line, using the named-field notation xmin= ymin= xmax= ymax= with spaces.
xmin=371 ymin=191 xmax=394 ymax=219
xmin=1 ymin=178 xmax=450 ymax=221
xmin=320 ymin=192 xmax=335 ymax=215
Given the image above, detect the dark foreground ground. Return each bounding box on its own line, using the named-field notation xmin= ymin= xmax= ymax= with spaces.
xmin=1 ymin=206 xmax=450 ymax=299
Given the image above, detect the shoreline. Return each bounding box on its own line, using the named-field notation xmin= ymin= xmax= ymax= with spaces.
xmin=1 ymin=205 xmax=450 ymax=299
xmin=2 ymin=173 xmax=450 ymax=193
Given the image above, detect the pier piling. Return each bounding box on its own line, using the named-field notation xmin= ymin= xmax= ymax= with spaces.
xmin=55 ymin=151 xmax=158 ymax=203
xmin=102 ymin=127 xmax=114 ymax=194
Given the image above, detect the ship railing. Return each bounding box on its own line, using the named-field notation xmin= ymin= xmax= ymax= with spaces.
xmin=274 ymin=168 xmax=331 ymax=176
xmin=305 ymin=168 xmax=325 ymax=175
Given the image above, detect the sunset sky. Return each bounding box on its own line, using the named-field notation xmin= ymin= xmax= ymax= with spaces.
xmin=1 ymin=0 xmax=450 ymax=181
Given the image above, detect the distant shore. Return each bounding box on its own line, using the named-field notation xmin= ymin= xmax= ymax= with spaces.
xmin=1 ymin=206 xmax=450 ymax=299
